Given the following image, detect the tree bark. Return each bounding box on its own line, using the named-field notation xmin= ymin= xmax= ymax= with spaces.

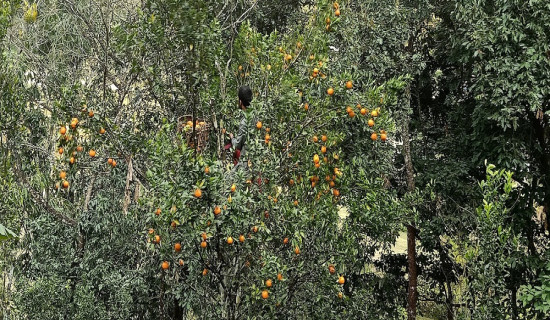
xmin=402 ymin=85 xmax=417 ymax=320
xmin=511 ymin=288 xmax=518 ymax=320
xmin=446 ymin=280 xmax=454 ymax=320
xmin=122 ymin=156 xmax=133 ymax=215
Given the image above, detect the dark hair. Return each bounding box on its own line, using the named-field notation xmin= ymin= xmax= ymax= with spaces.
xmin=238 ymin=86 xmax=253 ymax=107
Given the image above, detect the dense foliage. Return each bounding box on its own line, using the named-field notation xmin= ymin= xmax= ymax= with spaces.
xmin=1 ymin=0 xmax=549 ymax=319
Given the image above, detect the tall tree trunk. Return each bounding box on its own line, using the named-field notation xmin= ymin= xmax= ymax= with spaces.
xmin=402 ymin=85 xmax=417 ymax=320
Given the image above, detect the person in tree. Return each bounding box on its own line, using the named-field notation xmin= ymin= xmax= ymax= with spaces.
xmin=229 ymin=85 xmax=253 ymax=170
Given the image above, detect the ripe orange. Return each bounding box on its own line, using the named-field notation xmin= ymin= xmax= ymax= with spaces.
xmin=321 ymin=135 xmax=327 ymax=142
xmin=214 ymin=206 xmax=221 ymax=215
xmin=304 ymin=103 xmax=309 ymax=111
xmin=60 ymin=127 xmax=66 ymax=135
xmin=294 ymin=200 xmax=298 ymax=206
xmin=335 ymin=8 xmax=341 ymax=17
xmin=277 ymin=273 xmax=283 ymax=281
xmin=312 ymin=136 xmax=318 ymax=143
xmin=201 ymin=232 xmax=207 ymax=240
xmin=155 ymin=208 xmax=161 ymax=216
xmin=368 ymin=119 xmax=375 ymax=127
xmin=381 ymin=133 xmax=387 ymax=141
xmin=200 ymin=241 xmax=207 ymax=248
xmin=111 ymin=160 xmax=117 ymax=167
xmin=313 ymin=154 xmax=320 ymax=164
xmin=361 ymin=108 xmax=367 ymax=116
xmin=345 ymin=80 xmax=352 ymax=89
xmin=371 ymin=110 xmax=379 ymax=117
xmin=265 ymin=279 xmax=272 ymax=287
xmin=239 ymin=234 xmax=245 ymax=243
xmin=88 ymin=110 xmax=94 ymax=117
xmin=348 ymin=111 xmax=356 ymax=118
xmin=332 ymin=189 xmax=340 ymax=197
xmin=227 ymin=237 xmax=234 ymax=245
xmin=62 ymin=180 xmax=69 ymax=189
xmin=58 ymin=148 xmax=64 ymax=155
xmin=256 ymin=121 xmax=262 ymax=129
xmin=179 ymin=259 xmax=184 ymax=266
xmin=283 ymin=237 xmax=289 ymax=244
xmin=89 ymin=150 xmax=96 ymax=157
xmin=309 ymin=54 xmax=315 ymax=60
xmin=325 ymin=17 xmax=331 ymax=24
xmin=154 ymin=235 xmax=161 ymax=244
xmin=59 ymin=171 xmax=66 ymax=179
xmin=204 ymin=166 xmax=210 ymax=174
xmin=171 ymin=221 xmax=177 ymax=228
xmin=69 ymin=157 xmax=75 ymax=164
xmin=338 ymin=276 xmax=345 ymax=284
xmin=321 ymin=146 xmax=327 ymax=153
xmin=99 ymin=128 xmax=106 ymax=134
xmin=230 ymin=184 xmax=236 ymax=192
xmin=294 ymin=246 xmax=300 ymax=255
xmin=338 ymin=292 xmax=343 ymax=299
xmin=327 ymin=88 xmax=334 ymax=96
xmin=329 ymin=181 xmax=336 ymax=188
xmin=329 ymin=265 xmax=336 ymax=274
xmin=238 ymin=65 xmax=243 ymax=71
xmin=333 ymin=2 xmax=339 ymax=9
xmin=252 ymin=226 xmax=258 ymax=233
xmin=194 ymin=188 xmax=202 ymax=198
xmin=289 ymin=179 xmax=295 ymax=186
xmin=261 ymin=290 xmax=269 ymax=299
xmin=107 ymin=158 xmax=113 ymax=165
xmin=346 ymin=106 xmax=352 ymax=113
xmin=371 ymin=133 xmax=378 ymax=141
xmin=202 ymin=268 xmax=208 ymax=276
xmin=76 ymin=145 xmax=83 ymax=152
xmin=162 ymin=261 xmax=169 ymax=270
xmin=174 ymin=243 xmax=182 ymax=252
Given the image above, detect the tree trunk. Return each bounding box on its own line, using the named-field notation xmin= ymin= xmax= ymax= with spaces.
xmin=511 ymin=288 xmax=518 ymax=320
xmin=407 ymin=224 xmax=418 ymax=320
xmin=446 ymin=280 xmax=454 ymax=320
xmin=402 ymin=85 xmax=417 ymax=320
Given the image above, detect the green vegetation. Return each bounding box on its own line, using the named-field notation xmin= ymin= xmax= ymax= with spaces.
xmin=1 ymin=0 xmax=549 ymax=319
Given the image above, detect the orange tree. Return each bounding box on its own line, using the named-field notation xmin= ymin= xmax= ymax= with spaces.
xmin=2 ymin=0 xmax=413 ymax=318
xmin=142 ymin=1 xmax=411 ymax=318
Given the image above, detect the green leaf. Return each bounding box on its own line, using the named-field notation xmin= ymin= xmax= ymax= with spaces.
xmin=0 ymin=223 xmax=17 ymax=241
